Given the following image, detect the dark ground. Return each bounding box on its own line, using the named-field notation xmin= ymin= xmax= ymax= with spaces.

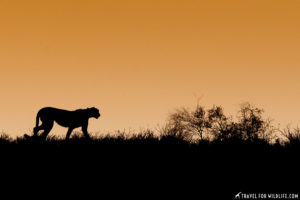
xmin=0 ymin=136 xmax=299 ymax=199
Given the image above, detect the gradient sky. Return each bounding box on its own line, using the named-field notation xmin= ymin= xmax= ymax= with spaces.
xmin=1 ymin=0 xmax=300 ymax=137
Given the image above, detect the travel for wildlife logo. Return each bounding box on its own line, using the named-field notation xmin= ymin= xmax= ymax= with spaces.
xmin=234 ymin=192 xmax=299 ymax=199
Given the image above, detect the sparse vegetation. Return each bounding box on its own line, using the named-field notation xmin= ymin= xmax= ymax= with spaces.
xmin=0 ymin=103 xmax=299 ymax=148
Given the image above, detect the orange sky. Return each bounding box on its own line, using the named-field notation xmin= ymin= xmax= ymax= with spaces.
xmin=0 ymin=0 xmax=300 ymax=137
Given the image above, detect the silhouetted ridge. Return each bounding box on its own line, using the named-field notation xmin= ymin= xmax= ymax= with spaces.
xmin=0 ymin=103 xmax=299 ymax=199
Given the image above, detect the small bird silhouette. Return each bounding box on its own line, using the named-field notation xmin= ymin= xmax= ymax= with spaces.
xmin=235 ymin=192 xmax=242 ymax=199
